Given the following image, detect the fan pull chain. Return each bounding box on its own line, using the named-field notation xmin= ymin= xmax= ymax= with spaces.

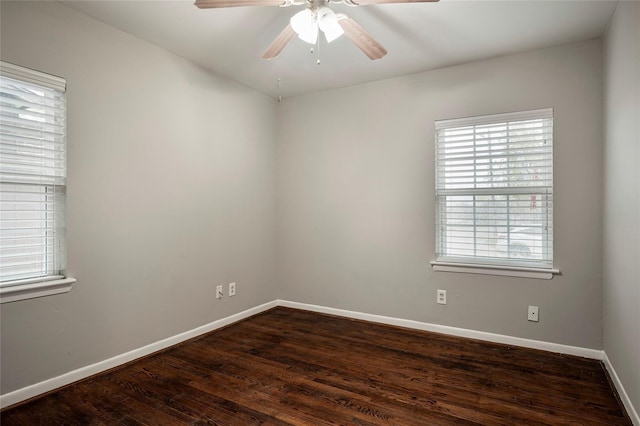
xmin=316 ymin=37 xmax=321 ymax=65
xmin=277 ymin=78 xmax=282 ymax=102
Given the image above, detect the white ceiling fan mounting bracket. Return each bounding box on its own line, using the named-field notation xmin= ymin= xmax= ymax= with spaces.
xmin=275 ymin=0 xmax=360 ymax=9
xmin=306 ymin=0 xmax=329 ymax=8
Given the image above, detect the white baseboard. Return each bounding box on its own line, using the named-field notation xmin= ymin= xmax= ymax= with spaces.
xmin=0 ymin=300 xmax=278 ymax=410
xmin=292 ymin=297 xmax=638 ymax=422
xmin=4 ymin=298 xmax=630 ymax=419
xmin=603 ymin=351 xmax=640 ymax=425
xmin=277 ymin=300 xmax=604 ymax=360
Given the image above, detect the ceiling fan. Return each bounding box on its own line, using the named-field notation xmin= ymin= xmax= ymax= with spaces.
xmin=195 ymin=0 xmax=439 ymax=60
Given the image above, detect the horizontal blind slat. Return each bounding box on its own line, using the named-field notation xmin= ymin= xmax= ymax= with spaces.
xmin=0 ymin=130 xmax=64 ymax=145
xmin=0 ymin=96 xmax=65 ymax=116
xmin=0 ymin=116 xmax=65 ymax=135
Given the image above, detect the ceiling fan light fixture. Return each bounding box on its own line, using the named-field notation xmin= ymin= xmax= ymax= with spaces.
xmin=317 ymin=7 xmax=344 ymax=43
xmin=290 ymin=9 xmax=318 ymax=44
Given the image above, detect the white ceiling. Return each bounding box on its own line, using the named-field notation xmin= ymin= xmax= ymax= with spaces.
xmin=63 ymin=0 xmax=617 ymax=98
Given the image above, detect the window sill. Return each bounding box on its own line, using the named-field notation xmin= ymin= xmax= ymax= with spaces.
xmin=0 ymin=277 xmax=76 ymax=304
xmin=430 ymin=261 xmax=560 ymax=280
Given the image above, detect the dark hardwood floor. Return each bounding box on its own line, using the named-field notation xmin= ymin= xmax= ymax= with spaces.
xmin=1 ymin=307 xmax=632 ymax=425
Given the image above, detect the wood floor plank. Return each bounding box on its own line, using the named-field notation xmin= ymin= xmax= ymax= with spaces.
xmin=208 ymin=331 xmax=562 ymax=425
xmin=137 ymin=359 xmax=293 ymax=425
xmin=208 ymin=319 xmax=623 ymax=424
xmin=237 ymin=319 xmax=622 ymax=423
xmin=1 ymin=307 xmax=632 ymax=425
xmin=256 ymin=311 xmax=619 ymax=396
xmin=174 ymin=342 xmax=478 ymax=426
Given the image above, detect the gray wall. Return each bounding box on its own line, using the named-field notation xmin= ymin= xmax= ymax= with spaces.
xmin=1 ymin=0 xmax=627 ymax=403
xmin=277 ymin=40 xmax=604 ymax=349
xmin=603 ymin=1 xmax=640 ymax=413
xmin=0 ymin=1 xmax=277 ymax=394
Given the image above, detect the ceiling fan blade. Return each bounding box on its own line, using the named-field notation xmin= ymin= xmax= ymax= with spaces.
xmin=262 ymin=24 xmax=296 ymax=59
xmin=350 ymin=0 xmax=438 ymax=4
xmin=195 ymin=0 xmax=285 ymax=9
xmin=337 ymin=16 xmax=387 ymax=60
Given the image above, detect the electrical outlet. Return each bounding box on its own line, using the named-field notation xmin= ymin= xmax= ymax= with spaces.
xmin=437 ymin=289 xmax=447 ymax=305
xmin=229 ymin=282 xmax=236 ymax=297
xmin=528 ymin=305 xmax=539 ymax=322
xmin=216 ymin=285 xmax=223 ymax=299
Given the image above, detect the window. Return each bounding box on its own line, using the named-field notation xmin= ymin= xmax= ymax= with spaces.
xmin=432 ymin=109 xmax=558 ymax=279
xmin=0 ymin=62 xmax=74 ymax=302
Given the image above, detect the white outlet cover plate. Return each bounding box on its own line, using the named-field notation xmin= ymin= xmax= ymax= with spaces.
xmin=528 ymin=306 xmax=539 ymax=322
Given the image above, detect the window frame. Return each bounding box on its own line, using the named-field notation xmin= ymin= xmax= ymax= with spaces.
xmin=0 ymin=61 xmax=75 ymax=303
xmin=431 ymin=108 xmax=559 ymax=280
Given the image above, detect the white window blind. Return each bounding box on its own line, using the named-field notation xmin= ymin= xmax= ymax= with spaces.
xmin=0 ymin=62 xmax=68 ymax=285
xmin=435 ymin=109 xmax=553 ymax=269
